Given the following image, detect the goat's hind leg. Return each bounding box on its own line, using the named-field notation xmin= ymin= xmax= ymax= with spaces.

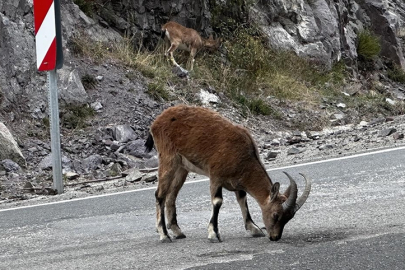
xmin=235 ymin=190 xmax=265 ymax=237
xmin=155 ymin=187 xmax=171 ymax=243
xmin=155 ymin=161 xmax=179 ymax=243
xmin=165 ymin=167 xmax=188 ymax=239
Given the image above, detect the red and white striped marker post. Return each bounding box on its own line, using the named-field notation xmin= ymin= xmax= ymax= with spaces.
xmin=34 ymin=0 xmax=64 ymax=193
xmin=34 ymin=0 xmax=57 ymax=71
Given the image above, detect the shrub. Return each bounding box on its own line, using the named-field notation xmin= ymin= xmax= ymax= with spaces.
xmin=147 ymin=82 xmax=170 ymax=101
xmin=81 ymin=74 xmax=97 ymax=90
xmin=387 ymin=65 xmax=405 ymax=83
xmin=61 ymin=104 xmax=95 ymax=129
xmin=73 ymin=0 xmax=96 ymax=17
xmin=357 ymin=30 xmax=381 ymax=60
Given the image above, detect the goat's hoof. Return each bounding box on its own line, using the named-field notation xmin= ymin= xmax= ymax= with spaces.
xmin=160 ymin=236 xmax=172 ymax=243
xmin=250 ymin=227 xmax=266 ymax=237
xmin=251 ymin=231 xmax=266 ymax=237
xmin=175 ymin=233 xmax=186 ymax=239
xmin=208 ymin=234 xmax=222 ymax=243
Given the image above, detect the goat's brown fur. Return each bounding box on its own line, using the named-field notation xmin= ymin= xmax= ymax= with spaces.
xmin=161 ymin=21 xmax=220 ymax=71
xmin=146 ymin=105 xmax=311 ymax=242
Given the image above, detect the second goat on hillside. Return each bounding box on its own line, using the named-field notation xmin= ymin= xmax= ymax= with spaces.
xmin=161 ymin=21 xmax=220 ymax=71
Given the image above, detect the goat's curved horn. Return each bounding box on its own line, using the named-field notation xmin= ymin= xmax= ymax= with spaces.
xmin=282 ymin=172 xmax=298 ymax=212
xmin=293 ymin=173 xmax=312 ymax=213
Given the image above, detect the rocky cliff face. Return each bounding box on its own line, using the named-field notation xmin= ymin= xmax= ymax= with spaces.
xmin=1 ymin=0 xmax=405 ymax=121
xmin=89 ymin=0 xmax=405 ymax=69
xmin=252 ymin=0 xmax=405 ymax=69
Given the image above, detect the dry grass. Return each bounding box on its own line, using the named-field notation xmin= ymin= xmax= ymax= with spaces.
xmin=67 ymin=28 xmax=404 ymax=126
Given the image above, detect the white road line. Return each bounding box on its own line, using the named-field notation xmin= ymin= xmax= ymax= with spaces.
xmin=1 ymin=145 xmax=405 ymax=213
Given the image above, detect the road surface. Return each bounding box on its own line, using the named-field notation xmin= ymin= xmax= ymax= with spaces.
xmin=0 ymin=147 xmax=404 ymax=269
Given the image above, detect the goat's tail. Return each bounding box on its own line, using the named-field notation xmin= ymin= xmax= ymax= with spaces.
xmin=144 ymin=132 xmax=155 ymax=153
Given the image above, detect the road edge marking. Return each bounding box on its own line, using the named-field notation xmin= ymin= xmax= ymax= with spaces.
xmin=1 ymin=145 xmax=405 ymax=212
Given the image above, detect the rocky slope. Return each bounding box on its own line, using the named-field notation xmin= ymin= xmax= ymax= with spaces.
xmin=1 ymin=0 xmax=405 ymax=204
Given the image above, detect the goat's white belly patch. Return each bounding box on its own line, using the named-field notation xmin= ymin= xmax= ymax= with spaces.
xmin=180 ymin=155 xmax=208 ymax=176
xmin=177 ymin=43 xmax=190 ymax=51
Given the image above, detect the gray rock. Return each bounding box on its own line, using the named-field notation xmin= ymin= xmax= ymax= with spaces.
xmin=124 ymin=168 xmax=143 ymax=183
xmin=83 ymin=155 xmax=103 ymax=171
xmin=39 ymin=154 xmax=71 ymax=171
xmin=307 ymin=131 xmax=321 ymax=140
xmin=393 ymin=132 xmax=404 ymax=140
xmin=198 ymin=89 xmax=220 ymax=105
xmin=124 ymin=139 xmax=152 ymax=158
xmin=1 ymin=159 xmax=21 ymax=172
xmin=287 ymin=147 xmax=303 ymax=155
xmin=172 ymin=65 xmax=189 ymax=78
xmin=266 ymin=151 xmax=279 ymax=160
xmin=58 ymin=67 xmax=89 ymax=105
xmin=108 ymin=163 xmax=122 ymax=177
xmin=145 ymin=156 xmax=159 ymax=168
xmin=0 ymin=122 xmax=26 ymax=168
xmin=64 ymin=171 xmax=80 ymax=180
xmin=91 ymin=101 xmax=103 ymax=111
xmin=113 ymin=125 xmax=137 ymax=143
xmin=143 ymin=173 xmax=157 ymax=183
xmin=319 ymin=144 xmax=334 ymax=151
xmin=379 ymin=128 xmax=397 ymax=137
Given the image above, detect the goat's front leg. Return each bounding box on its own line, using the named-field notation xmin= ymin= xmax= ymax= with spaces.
xmin=235 ymin=190 xmax=265 ymax=237
xmin=188 ymin=47 xmax=197 ymax=71
xmin=208 ymin=185 xmax=223 ymax=242
xmin=166 ymin=43 xmax=180 ymax=67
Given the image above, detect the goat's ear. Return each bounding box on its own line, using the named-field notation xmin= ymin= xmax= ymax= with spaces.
xmin=270 ymin=182 xmax=280 ymax=202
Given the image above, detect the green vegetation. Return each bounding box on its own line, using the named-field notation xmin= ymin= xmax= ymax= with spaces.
xmin=357 ymin=30 xmax=381 ymax=61
xmin=67 ymin=22 xmax=405 ymax=129
xmin=61 ymin=104 xmax=95 ymax=129
xmin=73 ymin=0 xmax=96 ymax=18
xmin=147 ymin=82 xmax=170 ymax=101
xmin=81 ymin=73 xmax=97 ymax=90
xmin=388 ymin=65 xmax=405 ymax=83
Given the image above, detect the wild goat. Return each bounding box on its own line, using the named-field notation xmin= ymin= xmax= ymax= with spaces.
xmin=161 ymin=21 xmax=220 ymax=71
xmin=145 ymin=105 xmax=311 ymax=242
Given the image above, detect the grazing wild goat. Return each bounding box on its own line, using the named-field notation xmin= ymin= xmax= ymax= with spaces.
xmin=145 ymin=105 xmax=311 ymax=243
xmin=161 ymin=21 xmax=220 ymax=71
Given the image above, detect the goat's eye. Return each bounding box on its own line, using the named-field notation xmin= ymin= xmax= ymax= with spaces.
xmin=272 ymin=213 xmax=279 ymax=221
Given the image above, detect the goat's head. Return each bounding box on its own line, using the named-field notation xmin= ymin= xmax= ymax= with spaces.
xmin=203 ymin=34 xmax=221 ymax=52
xmin=261 ymin=172 xmax=311 ymax=241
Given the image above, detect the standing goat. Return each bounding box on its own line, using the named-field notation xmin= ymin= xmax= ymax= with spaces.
xmin=145 ymin=105 xmax=311 ymax=242
xmin=161 ymin=21 xmax=220 ymax=71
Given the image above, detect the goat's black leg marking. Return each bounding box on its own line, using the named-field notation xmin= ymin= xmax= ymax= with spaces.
xmin=208 ymin=187 xmax=223 ymax=242
xmin=155 ymin=189 xmax=171 ymax=242
xmin=236 ymin=190 xmax=265 ymax=237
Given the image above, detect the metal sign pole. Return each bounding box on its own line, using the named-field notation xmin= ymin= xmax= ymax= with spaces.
xmin=48 ymin=69 xmax=63 ymax=193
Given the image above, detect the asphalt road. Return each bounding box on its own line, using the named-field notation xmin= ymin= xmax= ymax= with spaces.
xmin=1 ymin=147 xmax=404 ymax=269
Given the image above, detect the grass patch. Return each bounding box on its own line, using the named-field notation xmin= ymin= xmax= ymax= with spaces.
xmin=61 ymin=104 xmax=95 ymax=129
xmin=147 ymin=82 xmax=170 ymax=101
xmin=81 ymin=73 xmax=97 ymax=90
xmin=357 ymin=30 xmax=381 ymax=61
xmin=73 ymin=0 xmax=96 ymax=17
xmin=388 ymin=65 xmax=405 ymax=83
xmin=193 ymin=26 xmax=346 ymax=115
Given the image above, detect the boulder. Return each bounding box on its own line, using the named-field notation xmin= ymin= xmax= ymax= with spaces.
xmin=0 ymin=122 xmax=26 ymax=168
